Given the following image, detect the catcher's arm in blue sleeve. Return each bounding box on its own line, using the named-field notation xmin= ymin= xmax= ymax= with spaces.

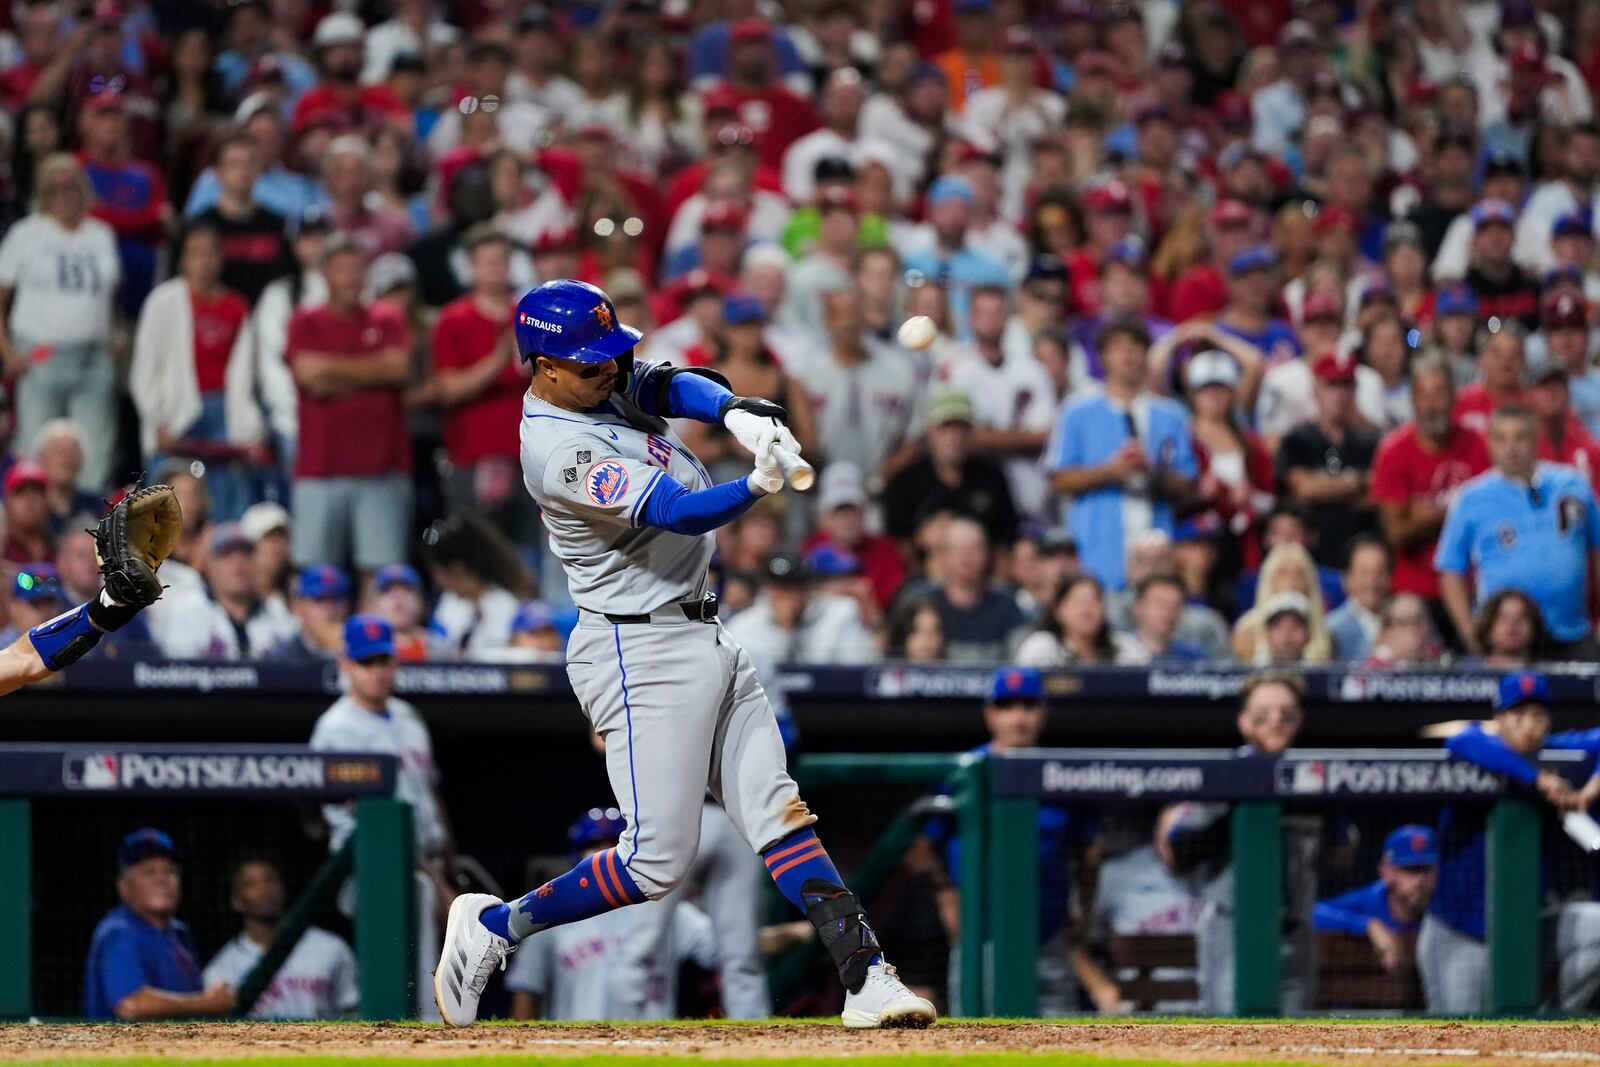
xmin=6 ymin=485 xmax=181 ymax=696
xmin=1446 ymin=722 xmax=1539 ymax=785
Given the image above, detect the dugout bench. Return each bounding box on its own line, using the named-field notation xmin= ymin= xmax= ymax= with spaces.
xmin=0 ymin=744 xmax=416 ymax=1021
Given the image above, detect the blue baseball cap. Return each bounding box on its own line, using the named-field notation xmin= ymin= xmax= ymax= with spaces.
xmin=804 ymin=543 xmax=861 ymax=577
xmin=1541 ymin=264 xmax=1584 ymax=289
xmin=344 ymin=613 xmax=397 ymax=660
xmin=1435 ymin=282 xmax=1478 ymax=317
xmin=13 ymin=562 xmax=63 ymax=605
xmin=298 ymin=563 xmax=350 ymax=600
xmin=990 ymin=666 xmax=1043 ymax=703
xmin=512 ymin=600 xmax=558 ymax=634
xmin=1382 ymin=824 xmax=1439 ymax=868
xmin=568 ymin=806 xmax=626 ymax=858
xmin=1494 ymin=670 xmax=1551 ymax=712
xmin=1554 ymin=211 xmax=1593 ymax=239
xmin=1470 ymin=198 xmax=1517 ymax=229
xmin=927 ymin=174 xmax=975 ymax=206
xmin=118 ymin=827 xmax=178 ymax=871
xmin=1103 ymin=236 xmax=1148 ymax=270
xmin=515 ymin=278 xmax=643 ymax=365
xmin=1227 ymin=244 xmax=1279 ymax=276
xmin=373 ymin=563 xmax=420 ymax=592
xmin=723 ymin=291 xmax=766 ymax=325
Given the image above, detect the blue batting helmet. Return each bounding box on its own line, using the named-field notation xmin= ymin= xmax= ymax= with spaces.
xmin=568 ymin=806 xmax=626 ymax=859
xmin=515 ymin=278 xmax=642 ymax=364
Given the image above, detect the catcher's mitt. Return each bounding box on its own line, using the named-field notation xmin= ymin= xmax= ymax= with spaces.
xmin=95 ymin=484 xmax=182 ymax=608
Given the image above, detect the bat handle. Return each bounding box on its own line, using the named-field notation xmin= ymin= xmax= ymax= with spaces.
xmin=771 ymin=446 xmax=815 ymax=492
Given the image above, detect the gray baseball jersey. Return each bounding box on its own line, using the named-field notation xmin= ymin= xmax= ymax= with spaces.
xmin=505 ymin=895 xmax=717 ymax=1020
xmin=520 ymin=378 xmax=715 ymax=614
xmin=309 ymin=695 xmax=446 ymax=859
xmin=202 ymin=927 xmax=358 ymax=1019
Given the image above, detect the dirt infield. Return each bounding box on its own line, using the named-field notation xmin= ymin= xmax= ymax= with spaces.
xmin=5 ymin=1021 xmax=1600 ymax=1066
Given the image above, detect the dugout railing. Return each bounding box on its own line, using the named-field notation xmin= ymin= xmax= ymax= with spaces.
xmin=0 ymin=744 xmax=416 ymax=1020
xmin=973 ymin=747 xmax=1590 ymax=1018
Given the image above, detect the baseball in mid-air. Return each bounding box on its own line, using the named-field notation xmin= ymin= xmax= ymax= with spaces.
xmin=897 ymin=315 xmax=938 ymax=350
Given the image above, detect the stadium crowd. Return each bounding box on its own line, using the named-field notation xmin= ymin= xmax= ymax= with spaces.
xmin=0 ymin=0 xmax=1599 ymax=669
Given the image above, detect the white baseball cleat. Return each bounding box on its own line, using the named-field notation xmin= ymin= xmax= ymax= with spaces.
xmin=433 ymin=892 xmax=513 ymax=1027
xmin=841 ymin=961 xmax=937 ymax=1029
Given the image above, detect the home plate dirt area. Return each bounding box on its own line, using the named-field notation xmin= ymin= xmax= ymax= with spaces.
xmin=6 ymin=1021 xmax=1600 ymax=1067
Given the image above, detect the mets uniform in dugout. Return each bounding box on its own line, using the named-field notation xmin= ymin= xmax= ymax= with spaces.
xmin=433 ymin=278 xmax=935 ymax=1029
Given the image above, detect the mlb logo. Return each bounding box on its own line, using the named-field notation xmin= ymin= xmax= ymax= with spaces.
xmin=1276 ymin=760 xmax=1325 ymax=795
xmin=63 ymin=753 xmax=119 ymax=790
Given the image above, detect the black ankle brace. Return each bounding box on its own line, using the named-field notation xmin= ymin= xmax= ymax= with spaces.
xmin=801 ymin=879 xmax=881 ymax=994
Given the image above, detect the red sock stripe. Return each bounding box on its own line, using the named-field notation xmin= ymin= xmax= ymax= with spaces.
xmin=602 ymin=848 xmax=630 ymax=905
xmin=763 ymin=834 xmax=820 ymax=868
xmin=769 ymin=844 xmax=829 ymax=881
xmin=591 ymin=853 xmax=620 ymax=909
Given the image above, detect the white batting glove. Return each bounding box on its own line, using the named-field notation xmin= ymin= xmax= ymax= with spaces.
xmin=722 ymin=398 xmax=800 ymax=459
xmin=746 ymin=428 xmax=786 ymax=495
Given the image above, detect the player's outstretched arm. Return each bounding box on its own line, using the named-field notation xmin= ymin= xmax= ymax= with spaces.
xmin=0 ymin=633 xmax=50 ymax=696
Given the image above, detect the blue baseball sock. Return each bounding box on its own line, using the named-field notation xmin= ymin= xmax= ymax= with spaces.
xmin=480 ymin=847 xmax=644 ymax=943
xmin=762 ymin=828 xmax=845 ymax=910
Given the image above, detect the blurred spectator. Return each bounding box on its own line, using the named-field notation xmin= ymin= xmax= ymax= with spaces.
xmin=783 ymin=70 xmax=866 ymax=203
xmin=1371 ymin=356 xmax=1490 ymax=615
xmin=1312 ymin=825 xmax=1438 ymax=975
xmin=1215 ymin=245 xmax=1299 ymax=368
xmin=1107 ymin=531 xmax=1232 ymax=661
xmin=1419 ymin=284 xmax=1482 ymax=389
xmin=1113 ymin=574 xmax=1208 ymax=665
xmin=938 ymin=286 xmax=1054 ymax=520
xmin=507 ymin=601 xmax=564 ymax=663
xmin=425 ymin=513 xmax=532 ymax=660
xmin=289 ymin=14 xmax=410 ymax=138
xmin=241 ymin=501 xmax=293 ymax=611
xmin=604 ymin=40 xmax=703 ymax=179
xmin=883 ymin=390 xmax=1018 ymax=551
xmin=286 ymin=235 xmax=412 ymax=572
xmin=154 ymin=523 xmax=296 ymax=660
xmin=799 ymin=462 xmax=905 ymax=612
xmin=1232 ymin=544 xmax=1332 ymax=664
xmin=32 ymin=420 xmax=100 ymax=537
xmin=130 ymin=223 xmax=266 ymax=522
xmin=897 ymin=175 xmax=1010 ymax=338
xmin=1011 ymin=526 xmax=1079 ymax=618
xmin=266 ymin=564 xmax=350 ymax=663
xmin=1050 ymin=316 xmax=1196 ymax=591
xmin=1533 ymin=292 xmax=1600 ymax=438
xmin=1276 ymin=350 xmax=1379 ymax=569
xmin=1469 ymin=588 xmax=1548 ymax=669
xmin=1325 ymin=536 xmax=1392 ymax=661
xmin=360 ymin=0 xmax=458 ymax=87
xmin=900 ymin=515 xmax=1027 ymax=663
xmin=189 ymin=134 xmax=291 ymax=303
xmin=78 ymin=89 xmax=167 ymax=319
xmin=506 ymin=7 xmax=584 ymax=114
xmin=369 ymin=564 xmax=433 ymax=662
xmin=2 ymin=461 xmax=52 ymax=565
xmin=202 ymin=857 xmax=358 ymax=1020
xmin=1528 ymin=361 xmax=1600 ymax=493
xmin=253 ymin=208 xmax=331 ymax=456
xmin=1254 ymin=591 xmax=1316 ymax=666
xmin=1437 ymin=405 xmax=1600 ymax=658
xmin=1170 ymin=200 xmax=1257 ymax=326
xmin=323 ymin=135 xmax=412 ymax=258
xmin=795 ymin=287 xmax=922 ymax=481
xmin=1463 ymin=201 xmax=1539 ymax=332
xmin=1364 ymin=594 xmax=1442 ymax=668
xmin=0 ymin=154 xmax=120 ymax=490
xmin=881 ymin=595 xmax=947 ymax=662
xmin=701 ymin=21 xmax=819 ymax=171
xmin=1172 ymin=343 xmax=1273 ymax=571
xmin=1016 ymin=574 xmax=1116 ymax=667
xmin=82 ymin=828 xmax=233 ymax=1021
xmin=725 ymin=552 xmax=874 ymax=670
xmin=184 ymin=97 xmax=326 ymax=223
xmin=418 ymin=225 xmax=533 ymax=547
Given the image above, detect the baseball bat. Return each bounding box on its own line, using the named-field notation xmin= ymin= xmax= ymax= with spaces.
xmin=772 ymin=446 xmax=815 ymax=491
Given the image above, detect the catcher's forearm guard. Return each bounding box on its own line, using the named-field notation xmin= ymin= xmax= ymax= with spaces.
xmin=802 ymin=879 xmax=882 ymax=994
xmin=28 ymin=602 xmax=103 ymax=671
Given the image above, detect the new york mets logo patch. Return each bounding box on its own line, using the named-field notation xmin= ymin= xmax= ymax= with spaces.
xmin=586 ymin=460 xmax=630 ymax=505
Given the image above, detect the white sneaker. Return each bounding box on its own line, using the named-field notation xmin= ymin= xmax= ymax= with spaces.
xmin=841 ymin=961 xmax=937 ymax=1029
xmin=433 ymin=892 xmax=513 ymax=1027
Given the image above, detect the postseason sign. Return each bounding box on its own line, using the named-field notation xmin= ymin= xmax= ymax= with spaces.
xmin=991 ymin=749 xmax=1553 ymax=802
xmin=0 ymin=744 xmax=396 ymax=800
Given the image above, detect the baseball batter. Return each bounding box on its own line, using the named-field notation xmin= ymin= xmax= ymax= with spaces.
xmin=434 ymin=279 xmax=935 ymax=1029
